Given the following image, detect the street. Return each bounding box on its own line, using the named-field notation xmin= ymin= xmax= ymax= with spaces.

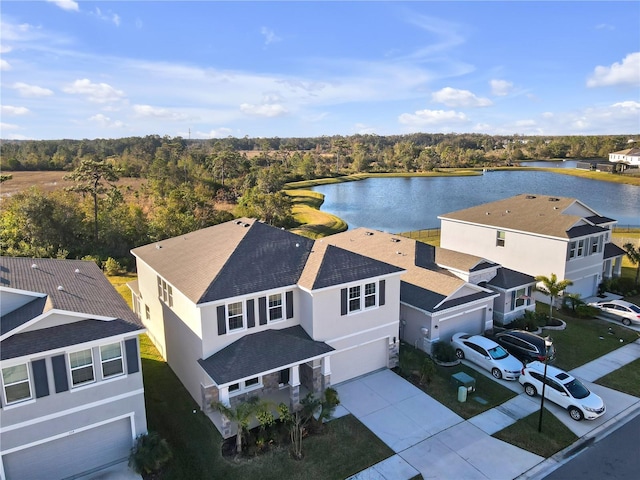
xmin=544 ymin=411 xmax=640 ymax=480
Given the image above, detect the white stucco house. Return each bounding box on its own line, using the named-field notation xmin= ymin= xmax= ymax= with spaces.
xmin=438 ymin=193 xmax=627 ymax=301
xmin=129 ymin=218 xmax=404 ymax=438
xmin=0 ymin=257 xmax=147 ymax=480
xmin=609 ymin=148 xmax=640 ymax=168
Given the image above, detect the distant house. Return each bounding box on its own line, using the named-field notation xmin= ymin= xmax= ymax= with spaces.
xmin=609 ymin=148 xmax=640 ymax=168
xmin=130 ymin=219 xmax=404 ymax=438
xmin=0 ymin=257 xmax=147 ymax=480
xmin=438 ymin=194 xmax=626 ymax=300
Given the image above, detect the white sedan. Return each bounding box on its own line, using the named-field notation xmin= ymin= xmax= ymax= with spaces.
xmin=450 ymin=333 xmax=523 ymax=380
xmin=588 ymin=299 xmax=640 ymax=326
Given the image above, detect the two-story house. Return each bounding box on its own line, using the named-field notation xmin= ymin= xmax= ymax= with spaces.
xmin=438 ymin=194 xmax=626 ymax=300
xmin=129 ymin=219 xmax=404 ymax=438
xmin=0 ymin=257 xmax=147 ymax=480
xmin=609 ymin=148 xmax=640 ymax=169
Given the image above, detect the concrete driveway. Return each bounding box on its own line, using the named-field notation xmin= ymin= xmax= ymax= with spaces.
xmin=335 ymin=369 xmax=543 ymax=480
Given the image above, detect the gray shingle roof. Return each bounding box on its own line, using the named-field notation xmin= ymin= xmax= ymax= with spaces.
xmin=567 ymin=224 xmax=607 ymax=239
xmin=198 ymin=326 xmax=334 ymax=385
xmin=585 ymin=215 xmax=616 ymax=225
xmin=487 ymin=268 xmax=536 ymax=290
xmin=0 ymin=257 xmax=141 ymax=336
xmin=604 ymin=242 xmax=626 ymax=259
xmin=1 ymin=319 xmax=141 ymax=361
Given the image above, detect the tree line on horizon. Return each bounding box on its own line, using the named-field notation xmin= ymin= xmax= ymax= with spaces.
xmin=0 ymin=133 xmax=636 ymax=267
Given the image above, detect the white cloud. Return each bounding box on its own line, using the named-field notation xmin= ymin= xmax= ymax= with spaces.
xmin=260 ymin=27 xmax=282 ymax=46
xmin=611 ymin=100 xmax=640 ymax=110
xmin=0 ymin=59 xmax=11 ymax=71
xmin=12 ymin=82 xmax=54 ymax=97
xmin=587 ymin=52 xmax=640 ymax=87
xmin=490 ymin=79 xmax=514 ymax=96
xmin=398 ymin=109 xmax=468 ymax=126
xmin=2 ymin=105 xmax=30 ymax=116
xmin=515 ymin=119 xmax=536 ymax=127
xmin=92 ymin=7 xmax=121 ymax=27
xmin=240 ymin=103 xmax=288 ymax=117
xmin=353 ymin=123 xmax=377 ymax=134
xmin=196 ymin=128 xmax=234 ymax=139
xmin=0 ymin=122 xmax=20 ymax=131
xmin=0 ymin=45 xmax=12 ymax=54
xmin=431 ymin=87 xmax=492 ymax=107
xmin=63 ymin=79 xmax=125 ymax=103
xmin=132 ymin=104 xmax=188 ymax=121
xmin=46 ymin=0 xmax=79 ymax=12
xmin=89 ymin=114 xmax=124 ymax=128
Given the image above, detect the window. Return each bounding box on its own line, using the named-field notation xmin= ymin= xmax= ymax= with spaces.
xmin=157 ymin=276 xmax=173 ymax=307
xmin=515 ymin=288 xmax=527 ymax=308
xmin=591 ymin=236 xmax=600 ymax=254
xmin=569 ymin=241 xmax=577 ymax=259
xmin=348 ymin=286 xmax=361 ymax=313
xmin=145 ymin=305 xmax=150 ymax=321
xmin=227 ymin=302 xmax=244 ymax=331
xmin=268 ymin=294 xmax=283 ymax=322
xmin=2 ymin=364 xmax=32 ymax=404
xmin=577 ymin=239 xmax=585 ymax=257
xmin=228 ymin=377 xmax=262 ymax=396
xmin=364 ymin=282 xmax=376 ymax=308
xmin=69 ymin=349 xmax=95 ymax=387
xmin=496 ymin=231 xmax=505 ymax=247
xmin=100 ymin=342 xmax=124 ymax=378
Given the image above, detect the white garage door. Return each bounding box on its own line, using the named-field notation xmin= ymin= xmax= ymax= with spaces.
xmin=331 ymin=338 xmax=388 ymax=385
xmin=568 ymin=275 xmax=598 ymax=299
xmin=437 ymin=310 xmax=485 ymax=343
xmin=3 ymin=417 xmax=133 ymax=480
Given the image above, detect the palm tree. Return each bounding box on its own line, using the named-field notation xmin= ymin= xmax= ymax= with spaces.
xmin=623 ymin=243 xmax=640 ymax=285
xmin=535 ymin=273 xmax=573 ymax=321
xmin=211 ymin=396 xmax=264 ymax=455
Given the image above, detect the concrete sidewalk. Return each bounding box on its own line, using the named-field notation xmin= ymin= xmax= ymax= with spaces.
xmin=339 ymin=338 xmax=640 ymax=480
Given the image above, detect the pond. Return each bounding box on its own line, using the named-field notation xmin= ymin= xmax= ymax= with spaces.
xmin=310 ymin=170 xmax=640 ymax=232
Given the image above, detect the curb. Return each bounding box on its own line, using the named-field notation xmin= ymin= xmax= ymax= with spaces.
xmin=515 ymin=399 xmax=640 ymax=480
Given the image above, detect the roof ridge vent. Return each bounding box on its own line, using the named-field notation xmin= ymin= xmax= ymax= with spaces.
xmin=525 ymin=195 xmax=536 ymax=199
xmin=548 ymin=197 xmax=560 ymax=202
xmin=365 ymin=231 xmax=374 ymax=236
xmin=391 ymin=238 xmax=400 ymax=242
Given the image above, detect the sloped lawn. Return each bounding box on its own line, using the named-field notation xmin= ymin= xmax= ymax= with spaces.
xmin=596 ymin=357 xmax=640 ymax=397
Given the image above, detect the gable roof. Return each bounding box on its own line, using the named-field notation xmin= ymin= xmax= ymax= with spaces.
xmin=438 ymin=193 xmax=604 ymax=238
xmin=487 ymin=268 xmax=536 ymax=290
xmin=132 ymin=219 xmax=315 ymax=304
xmin=0 ymin=257 xmax=141 ymax=336
xmin=604 ymin=242 xmax=626 ymax=260
xmin=198 ymin=326 xmax=333 ymax=385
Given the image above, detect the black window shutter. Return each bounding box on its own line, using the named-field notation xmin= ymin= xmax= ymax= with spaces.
xmin=286 ymin=291 xmax=294 ymax=319
xmin=217 ymin=305 xmax=227 ymax=335
xmin=125 ymin=338 xmax=140 ymax=374
xmin=52 ymin=354 xmax=69 ymax=393
xmin=341 ymin=288 xmax=348 ymax=315
xmin=32 ymin=359 xmax=49 ymax=398
xmin=259 ymin=297 xmax=267 ymax=325
xmin=247 ymin=299 xmax=256 ymax=328
xmin=379 ymin=280 xmax=386 ymax=306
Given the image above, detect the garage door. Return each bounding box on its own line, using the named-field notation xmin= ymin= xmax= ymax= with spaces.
xmin=437 ymin=310 xmax=485 ymax=343
xmin=331 ymin=338 xmax=388 ymax=385
xmin=3 ymin=417 xmax=132 ymax=480
xmin=568 ymin=275 xmax=598 ymax=299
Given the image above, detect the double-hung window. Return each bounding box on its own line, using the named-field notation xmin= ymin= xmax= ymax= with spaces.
xmin=496 ymin=231 xmax=506 ymax=247
xmin=268 ymin=294 xmax=283 ymax=322
xmin=591 ymin=236 xmax=600 ymax=254
xmin=157 ymin=276 xmax=173 ymax=307
xmin=69 ymin=349 xmax=95 ymax=387
xmin=100 ymin=342 xmax=124 ymax=379
xmin=569 ymin=241 xmax=577 ymax=259
xmin=348 ymin=286 xmax=361 ymax=313
xmin=227 ymin=302 xmax=244 ymax=331
xmin=577 ymin=239 xmax=585 ymax=257
xmin=2 ymin=364 xmax=32 ymax=404
xmin=364 ymin=282 xmax=376 ymax=308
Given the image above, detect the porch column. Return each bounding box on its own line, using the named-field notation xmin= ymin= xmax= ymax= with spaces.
xmin=614 ymin=257 xmax=623 ymax=277
xmin=289 ymin=365 xmax=300 ymax=410
xmin=321 ymin=356 xmax=331 ymax=390
xmin=218 ymin=386 xmax=232 ymax=438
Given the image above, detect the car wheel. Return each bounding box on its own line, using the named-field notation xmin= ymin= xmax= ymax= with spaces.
xmin=455 ymin=349 xmax=465 ymax=360
xmin=491 ymin=368 xmax=502 ymax=380
xmin=569 ymin=407 xmax=583 ymax=421
xmin=622 ymin=318 xmax=631 ymax=326
xmin=524 ymin=384 xmax=537 ymax=397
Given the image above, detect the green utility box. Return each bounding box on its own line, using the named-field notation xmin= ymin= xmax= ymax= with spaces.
xmin=451 ymin=371 xmax=476 ymax=394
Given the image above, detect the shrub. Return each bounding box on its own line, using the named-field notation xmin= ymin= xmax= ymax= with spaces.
xmin=576 ymin=304 xmax=599 ymax=318
xmin=128 ymin=432 xmax=172 ymax=475
xmin=419 ymin=358 xmax=437 ymax=384
xmin=431 ymin=340 xmax=457 ymax=363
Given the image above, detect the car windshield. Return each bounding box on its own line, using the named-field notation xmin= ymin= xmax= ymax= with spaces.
xmin=565 ymin=379 xmax=590 ymax=399
xmin=488 ymin=345 xmax=509 ymax=360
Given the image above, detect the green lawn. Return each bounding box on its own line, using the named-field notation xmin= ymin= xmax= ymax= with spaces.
xmin=138 ymin=334 xmax=393 ymax=479
xmin=397 ymin=344 xmax=516 ymax=419
xmin=596 ymin=357 xmax=640 ymax=397
xmin=493 ymin=412 xmax=578 ymax=458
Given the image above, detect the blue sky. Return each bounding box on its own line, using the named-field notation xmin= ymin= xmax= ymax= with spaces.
xmin=1 ymin=1 xmax=639 ymax=140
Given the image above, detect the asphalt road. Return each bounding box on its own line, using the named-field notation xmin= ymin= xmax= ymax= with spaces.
xmin=543 ymin=411 xmax=640 ymax=480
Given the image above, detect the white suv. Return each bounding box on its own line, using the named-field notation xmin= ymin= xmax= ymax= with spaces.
xmin=518 ymin=361 xmax=605 ymax=421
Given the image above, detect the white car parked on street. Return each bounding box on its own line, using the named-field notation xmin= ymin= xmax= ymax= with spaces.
xmin=519 ymin=361 xmax=606 ymax=421
xmin=450 ymin=333 xmax=523 ymax=380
